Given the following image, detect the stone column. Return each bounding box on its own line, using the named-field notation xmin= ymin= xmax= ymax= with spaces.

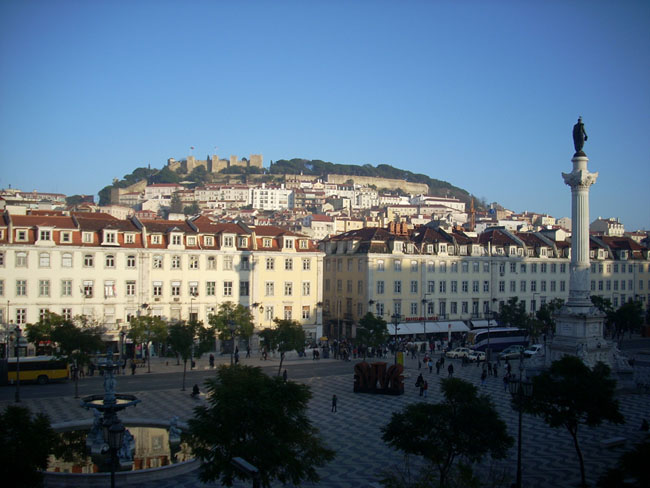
xmin=562 ymin=154 xmax=598 ymax=307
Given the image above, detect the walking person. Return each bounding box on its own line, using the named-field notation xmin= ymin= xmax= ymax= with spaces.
xmin=209 ymin=353 xmax=215 ymax=368
xmin=282 ymin=369 xmax=288 ymax=382
xmin=130 ymin=360 xmax=136 ymax=375
xmin=423 ymin=380 xmax=428 ymax=398
xmin=331 ymin=394 xmax=337 ymax=413
xmin=493 ymin=362 xmax=498 ymax=378
xmin=447 ymin=363 xmax=454 ymax=378
xmin=435 ymin=359 xmax=441 ymax=375
xmin=481 ymin=369 xmax=487 ymax=386
xmin=428 ymin=359 xmax=433 ymax=374
xmin=503 ymin=373 xmax=510 ymax=392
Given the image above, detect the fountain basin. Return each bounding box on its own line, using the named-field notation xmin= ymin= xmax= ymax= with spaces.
xmin=44 ymin=418 xmax=198 ymax=488
xmin=80 ymin=393 xmax=141 ymax=411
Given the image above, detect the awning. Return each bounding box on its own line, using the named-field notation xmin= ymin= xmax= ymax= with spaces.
xmin=390 ymin=321 xmax=469 ymax=335
xmin=470 ymin=320 xmax=491 ymax=329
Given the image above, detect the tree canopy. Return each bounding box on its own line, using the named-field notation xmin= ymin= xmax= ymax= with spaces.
xmin=167 ymin=320 xmax=212 ymax=390
xmin=187 ymin=365 xmax=335 ymax=488
xmin=208 ymin=302 xmax=255 ymax=344
xmin=355 ymin=312 xmax=389 ymax=349
xmin=127 ymin=315 xmax=168 ymax=371
xmin=258 ymin=319 xmax=306 ymax=376
xmin=382 ymin=378 xmax=513 ymax=488
xmin=0 ymin=405 xmax=57 ymax=488
xmin=521 ymin=356 xmax=624 ymax=488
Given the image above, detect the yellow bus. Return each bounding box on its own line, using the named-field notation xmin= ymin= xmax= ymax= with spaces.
xmin=6 ymin=356 xmax=70 ymax=385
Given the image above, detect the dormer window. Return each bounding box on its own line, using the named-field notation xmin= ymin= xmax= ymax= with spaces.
xmin=427 ymin=244 xmax=434 ymax=253
xmin=263 ymin=238 xmax=272 ymax=248
xmin=39 ymin=229 xmax=51 ymax=241
xmin=102 ymin=230 xmax=118 ymax=245
xmin=125 ymin=233 xmax=135 ymax=244
xmin=60 ymin=231 xmax=71 ymax=243
xmin=448 ymin=247 xmax=455 ymax=255
xmin=151 ymin=235 xmax=161 ymax=245
xmin=16 ymin=230 xmax=27 ymax=242
xmin=284 ymin=238 xmax=294 ymax=249
xmin=223 ymin=236 xmax=234 ymax=247
xmin=541 ymin=248 xmax=547 ymax=256
xmin=439 ymin=244 xmax=447 ymax=253
xmin=83 ymin=232 xmax=93 ymax=243
xmin=171 ymin=234 xmax=182 ymax=245
xmin=517 ymin=248 xmax=523 ymax=256
xmin=407 ymin=243 xmax=414 ymax=253
xmin=204 ymin=235 xmax=214 ymax=246
xmin=299 ymin=239 xmax=308 ymax=249
xmin=186 ymin=236 xmax=196 ymax=246
xmin=238 ymin=237 xmax=248 ymax=248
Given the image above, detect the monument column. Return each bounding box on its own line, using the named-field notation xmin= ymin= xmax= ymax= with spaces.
xmin=562 ymin=154 xmax=598 ymax=307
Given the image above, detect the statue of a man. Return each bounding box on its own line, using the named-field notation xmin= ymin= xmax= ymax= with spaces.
xmin=572 ymin=116 xmax=588 ymax=154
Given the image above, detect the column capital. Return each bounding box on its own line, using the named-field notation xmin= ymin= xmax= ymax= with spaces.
xmin=562 ymin=169 xmax=598 ymax=189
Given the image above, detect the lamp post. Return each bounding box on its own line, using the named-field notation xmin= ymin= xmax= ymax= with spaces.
xmin=421 ymin=298 xmax=428 ymax=339
xmin=119 ymin=330 xmax=126 ymax=375
xmin=508 ymin=351 xmax=533 ymax=488
xmin=228 ymin=319 xmax=236 ymax=365
xmin=391 ymin=312 xmax=401 ymax=366
xmin=14 ymin=325 xmax=22 ymax=403
xmin=104 ymin=416 xmax=125 ymax=488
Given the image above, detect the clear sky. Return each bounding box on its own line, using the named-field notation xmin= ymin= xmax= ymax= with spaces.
xmin=1 ymin=0 xmax=648 ymax=230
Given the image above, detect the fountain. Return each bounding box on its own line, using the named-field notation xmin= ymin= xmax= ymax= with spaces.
xmin=80 ymin=351 xmax=140 ymax=468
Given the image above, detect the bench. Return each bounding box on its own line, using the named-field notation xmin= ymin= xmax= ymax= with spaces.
xmin=600 ymin=437 xmax=627 ymax=449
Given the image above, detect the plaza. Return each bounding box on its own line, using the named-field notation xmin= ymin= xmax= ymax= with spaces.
xmin=2 ymin=345 xmax=649 ymax=488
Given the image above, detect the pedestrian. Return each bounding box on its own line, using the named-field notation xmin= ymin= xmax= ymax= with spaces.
xmin=423 ymin=380 xmax=428 ymax=398
xmin=435 ymin=360 xmax=441 ymax=375
xmin=419 ymin=382 xmax=425 ymax=397
xmin=283 ymin=369 xmax=288 ymax=382
xmin=503 ymin=373 xmax=510 ymax=392
xmin=493 ymin=362 xmax=498 ymax=378
xmin=246 ymin=345 xmax=251 ymax=358
xmin=415 ymin=373 xmax=424 ymax=389
xmin=130 ymin=360 xmax=136 ymax=375
xmin=487 ymin=362 xmax=493 ymax=376
xmin=234 ymin=350 xmax=240 ymax=364
xmin=418 ymin=359 xmax=422 ymax=370
xmin=331 ymin=394 xmax=337 ymax=412
xmin=481 ymin=369 xmax=487 ymax=386
xmin=440 ymin=355 xmax=445 ymax=367
xmin=428 ymin=359 xmax=433 ymax=374
xmin=209 ymin=353 xmax=215 ymax=368
xmin=448 ymin=363 xmax=454 ymax=377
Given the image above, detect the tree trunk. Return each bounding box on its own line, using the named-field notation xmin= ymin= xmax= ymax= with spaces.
xmin=570 ymin=429 xmax=587 ymax=487
xmin=74 ymin=370 xmax=79 ymax=399
xmin=182 ymin=359 xmax=187 ymax=391
xmin=277 ymin=352 xmax=285 ymax=376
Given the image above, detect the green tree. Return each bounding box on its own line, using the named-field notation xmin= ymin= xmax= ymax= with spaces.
xmin=167 ymin=321 xmax=212 ymax=391
xmin=535 ymin=298 xmax=564 ymax=339
xmin=187 ymin=365 xmax=335 ymax=487
xmin=355 ymin=312 xmax=389 ymax=353
xmin=497 ymin=297 xmax=531 ymax=335
xmin=613 ymin=300 xmax=644 ymax=339
xmin=0 ymin=405 xmax=58 ymax=487
xmin=521 ymin=356 xmax=624 ymax=488
xmin=208 ymin=302 xmax=255 ymax=355
xmin=262 ymin=319 xmax=306 ymax=376
xmin=169 ymin=193 xmax=183 ymax=213
xmin=127 ymin=315 xmax=168 ymax=372
xmin=382 ymin=378 xmax=513 ymax=488
xmin=183 ymin=202 xmax=200 ymax=215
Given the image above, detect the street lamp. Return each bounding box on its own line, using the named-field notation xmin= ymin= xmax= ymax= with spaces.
xmin=104 ymin=416 xmax=125 ymax=488
xmin=119 ymin=330 xmax=126 ymax=375
xmin=421 ymin=298 xmax=429 ymax=339
xmin=228 ymin=319 xmax=236 ymax=365
xmin=13 ymin=325 xmax=22 ymax=403
xmin=391 ymin=312 xmax=401 ymax=365
xmin=508 ymin=351 xmax=533 ymax=488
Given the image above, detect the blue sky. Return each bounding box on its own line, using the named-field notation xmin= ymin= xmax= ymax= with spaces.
xmin=1 ymin=0 xmax=648 ymax=230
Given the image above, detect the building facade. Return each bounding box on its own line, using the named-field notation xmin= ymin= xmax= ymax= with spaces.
xmin=0 ymin=212 xmax=323 ymax=346
xmin=320 ymin=224 xmax=650 ymax=339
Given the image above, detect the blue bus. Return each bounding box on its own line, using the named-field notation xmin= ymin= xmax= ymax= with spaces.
xmin=466 ymin=327 xmax=528 ymax=352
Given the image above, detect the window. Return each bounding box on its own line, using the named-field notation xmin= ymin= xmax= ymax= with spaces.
xmin=153 ymin=255 xmax=163 ymax=269
xmin=483 ymin=281 xmax=489 ymax=292
xmin=302 ymin=306 xmax=310 ymax=319
xmin=394 ymin=281 xmax=402 ymax=293
xmin=61 ymin=252 xmax=73 ymax=267
xmin=172 ymin=234 xmax=182 ymax=245
xmin=265 ymin=282 xmax=274 ymax=296
xmin=450 ymin=302 xmax=457 ymax=314
xmin=394 ymin=301 xmax=402 ymax=315
xmin=471 ymin=261 xmax=478 ymax=273
xmin=541 ymin=263 xmax=547 ymax=273
xmin=451 ymin=281 xmax=458 ymax=293
xmin=560 ymin=263 xmax=567 ymax=273
xmin=0 ymin=252 xmax=3 ymax=267
xmin=510 ymin=281 xmax=516 ymax=292
xmin=16 ymin=280 xmax=27 ymax=296
xmin=531 ymin=281 xmax=537 ymax=292
xmin=499 ymin=280 xmax=505 ymax=292
xmin=284 ymin=239 xmax=294 ymax=249
xmin=347 ymin=259 xmax=353 ymax=271
xmin=126 ymin=281 xmax=136 ymax=296
xmin=207 ymin=256 xmax=216 ymax=269
xmin=520 ymin=264 xmax=527 ymax=273
xmin=38 ymin=252 xmax=50 ymax=268
xmin=461 ymin=281 xmax=468 ymax=293
xmin=171 ymin=255 xmax=181 ymax=269
xmin=550 ymin=281 xmax=556 ymax=292
xmin=189 ymin=282 xmax=198 ymax=297
xmin=125 ymin=233 xmax=135 ymax=244
xmin=105 ymin=254 xmax=115 ymax=267
xmin=153 ymin=282 xmax=163 ymax=296
xmin=551 ymin=263 xmax=557 ymax=273
xmin=427 ymin=280 xmax=435 ymax=293
xmin=377 ymin=259 xmax=385 ymax=271
xmin=300 ymin=239 xmax=308 ymax=249
xmin=187 ymin=236 xmax=196 ymax=246
xmin=483 ymin=262 xmax=490 ymax=273
xmin=358 ymin=280 xmax=363 ymax=294
xmin=439 ymin=262 xmax=447 ymax=273
xmin=237 ymin=236 xmax=248 ymax=248
xmin=439 ymin=281 xmax=446 ymax=293
xmin=16 ymin=230 xmax=27 ymax=241
xmin=241 ymin=257 xmax=250 ymax=270
xmin=103 ymin=231 xmax=116 ymax=244
xmin=531 ymin=263 xmax=537 ymax=273
xmin=284 ymin=282 xmax=293 ymax=296
xmin=451 ymin=262 xmax=458 ymax=273
xmin=541 ymin=280 xmax=547 ymax=292
xmin=0 ymin=280 xmax=4 ymax=297
xmin=411 ymin=260 xmax=418 ymax=272
xmin=410 ymin=281 xmax=418 ymax=293
xmin=462 ymin=301 xmax=468 ymax=314
xmin=61 ymin=279 xmax=72 ymax=297
xmin=284 ymin=306 xmax=292 ymax=320
xmin=84 ymin=254 xmax=94 ymax=267
xmin=427 ymin=261 xmax=435 ymax=272
xmin=83 ymin=280 xmax=94 ymax=298
xmin=376 ymin=302 xmax=385 ymax=316
xmin=520 ymin=280 xmax=526 ymax=292
xmin=16 ymin=309 xmax=26 ymax=325
xmin=462 ymin=262 xmax=469 ymax=273
xmin=81 ymin=231 xmax=93 ymax=243
xmin=104 ymin=281 xmax=116 ymax=298
xmin=472 ymin=280 xmax=479 ymax=293
xmin=189 ymin=256 xmax=199 ymax=269
xmin=127 ymin=255 xmax=136 ymax=268
xmin=285 ymin=258 xmax=293 ymax=271
xmin=240 ymin=281 xmax=249 ymax=296
xmin=221 ymin=256 xmax=233 ymax=270
xmin=206 ymin=281 xmax=216 ymax=296
xmin=151 ymin=235 xmax=161 ymax=245
xmin=411 ymin=302 xmax=419 ymax=315
xmin=39 ymin=280 xmax=50 ymax=297
xmin=223 ymin=281 xmax=233 ymax=296
xmin=62 ymin=308 xmax=72 ymax=321
xmin=510 ymin=263 xmax=516 ymax=273
xmin=302 ymin=258 xmax=311 ymax=270
xmin=346 ymin=280 xmax=352 ymax=293
xmin=171 ymin=282 xmax=181 ymax=296
xmin=377 ymin=280 xmax=385 ymax=294
xmin=560 ymin=281 xmax=566 ymax=292
xmin=266 ymin=258 xmax=275 ymax=270
xmin=263 ymin=238 xmax=272 ymax=248
xmin=39 ymin=229 xmax=51 ymax=241
xmin=394 ymin=259 xmax=402 ymax=272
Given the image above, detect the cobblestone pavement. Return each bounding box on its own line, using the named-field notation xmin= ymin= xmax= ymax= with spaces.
xmin=3 ymin=353 xmax=649 ymax=488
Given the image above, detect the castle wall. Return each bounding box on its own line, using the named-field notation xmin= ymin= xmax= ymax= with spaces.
xmin=326 ymin=174 xmax=429 ymax=194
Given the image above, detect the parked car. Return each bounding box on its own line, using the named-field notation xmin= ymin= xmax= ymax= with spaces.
xmin=446 ymin=347 xmax=471 ymax=359
xmin=468 ymin=350 xmax=486 ymax=362
xmin=523 ymin=344 xmax=544 ymax=358
xmin=498 ymin=345 xmax=526 ymax=360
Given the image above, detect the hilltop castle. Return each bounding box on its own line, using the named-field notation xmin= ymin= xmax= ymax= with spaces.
xmin=167 ymin=154 xmax=263 ymax=173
